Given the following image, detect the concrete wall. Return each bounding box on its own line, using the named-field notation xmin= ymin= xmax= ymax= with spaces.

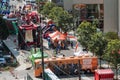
xmin=63 ymin=0 xmax=73 ymax=10
xmin=104 ymin=0 xmax=118 ymax=33
xmin=118 ymin=0 xmax=120 ymax=36
xmin=73 ymin=0 xmax=103 ymax=4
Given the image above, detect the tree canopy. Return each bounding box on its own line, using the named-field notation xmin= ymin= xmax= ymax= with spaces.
xmin=88 ymin=32 xmax=107 ymax=56
xmin=104 ymin=32 xmax=119 ymax=41
xmin=41 ymin=2 xmax=56 ymax=16
xmin=48 ymin=6 xmax=73 ymax=32
xmin=76 ymin=21 xmax=97 ymax=48
xmin=104 ymin=39 xmax=120 ymax=65
xmin=103 ymin=39 xmax=120 ymax=79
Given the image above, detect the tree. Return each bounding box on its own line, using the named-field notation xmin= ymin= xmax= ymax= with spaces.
xmin=76 ymin=21 xmax=97 ymax=49
xmin=48 ymin=6 xmax=73 ymax=32
xmin=104 ymin=32 xmax=119 ymax=41
xmin=0 ymin=16 xmax=9 ymax=40
xmin=104 ymin=39 xmax=120 ymax=79
xmin=88 ymin=32 xmax=108 ymax=68
xmin=41 ymin=2 xmax=56 ymax=16
xmin=88 ymin=32 xmax=107 ymax=55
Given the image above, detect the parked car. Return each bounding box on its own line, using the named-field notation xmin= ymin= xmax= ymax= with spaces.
xmin=0 ymin=57 xmax=6 ymax=66
xmin=3 ymin=55 xmax=12 ymax=63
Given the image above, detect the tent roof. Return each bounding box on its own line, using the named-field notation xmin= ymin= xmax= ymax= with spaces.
xmin=49 ymin=31 xmax=61 ymax=38
xmin=32 ymin=51 xmax=48 ymax=59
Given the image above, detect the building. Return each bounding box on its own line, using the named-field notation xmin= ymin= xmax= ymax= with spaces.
xmin=104 ymin=0 xmax=119 ymax=35
xmin=60 ymin=0 xmax=119 ymax=35
xmin=61 ymin=0 xmax=104 ymax=30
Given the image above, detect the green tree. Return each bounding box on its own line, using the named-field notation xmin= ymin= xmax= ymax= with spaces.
xmin=104 ymin=39 xmax=120 ymax=79
xmin=76 ymin=21 xmax=97 ymax=49
xmin=36 ymin=0 xmax=46 ymax=13
xmin=88 ymin=32 xmax=108 ymax=68
xmin=0 ymin=17 xmax=9 ymax=40
xmin=104 ymin=32 xmax=119 ymax=41
xmin=88 ymin=32 xmax=107 ymax=55
xmin=41 ymin=2 xmax=56 ymax=16
xmin=48 ymin=7 xmax=73 ymax=32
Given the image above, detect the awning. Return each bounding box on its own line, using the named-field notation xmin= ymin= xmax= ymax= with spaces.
xmin=49 ymin=31 xmax=61 ymax=38
xmin=51 ymin=34 xmax=66 ymax=41
xmin=49 ymin=31 xmax=77 ymax=41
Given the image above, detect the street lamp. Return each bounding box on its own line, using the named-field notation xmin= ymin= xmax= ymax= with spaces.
xmin=39 ymin=25 xmax=45 ymax=80
xmin=37 ymin=0 xmax=45 ymax=80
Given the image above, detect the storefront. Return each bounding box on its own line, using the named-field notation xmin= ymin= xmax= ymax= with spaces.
xmin=73 ymin=3 xmax=104 ymax=30
xmin=73 ymin=4 xmax=103 ymax=20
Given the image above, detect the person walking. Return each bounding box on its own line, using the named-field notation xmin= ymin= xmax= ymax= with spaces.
xmin=70 ymin=41 xmax=73 ymax=48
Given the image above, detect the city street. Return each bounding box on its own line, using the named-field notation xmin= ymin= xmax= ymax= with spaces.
xmin=0 ymin=36 xmax=94 ymax=80
xmin=1 ymin=0 xmax=120 ymax=80
xmin=1 ymin=35 xmax=120 ymax=80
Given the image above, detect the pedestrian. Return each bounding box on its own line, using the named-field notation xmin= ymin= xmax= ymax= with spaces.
xmin=57 ymin=41 xmax=61 ymax=53
xmin=71 ymin=41 xmax=73 ymax=48
xmin=47 ymin=37 xmax=52 ymax=49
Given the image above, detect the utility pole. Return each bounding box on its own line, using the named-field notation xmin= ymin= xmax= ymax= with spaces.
xmin=78 ymin=60 xmax=81 ymax=80
xmin=37 ymin=0 xmax=45 ymax=80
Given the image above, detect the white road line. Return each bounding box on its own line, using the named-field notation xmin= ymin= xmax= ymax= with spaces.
xmin=81 ymin=74 xmax=92 ymax=80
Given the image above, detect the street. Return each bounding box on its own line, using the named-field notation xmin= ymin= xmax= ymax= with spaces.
xmin=0 ymin=1 xmax=120 ymax=80
xmin=0 ymin=36 xmax=95 ymax=80
xmin=1 ymin=33 xmax=120 ymax=80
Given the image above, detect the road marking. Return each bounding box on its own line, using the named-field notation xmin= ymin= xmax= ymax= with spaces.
xmin=81 ymin=74 xmax=92 ymax=80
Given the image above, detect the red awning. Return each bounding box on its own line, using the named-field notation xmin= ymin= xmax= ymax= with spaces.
xmin=49 ymin=31 xmax=61 ymax=38
xmin=49 ymin=31 xmax=67 ymax=41
xmin=19 ymin=23 xmax=38 ymax=30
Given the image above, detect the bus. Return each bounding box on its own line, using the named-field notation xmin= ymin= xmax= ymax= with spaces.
xmin=34 ymin=55 xmax=98 ymax=77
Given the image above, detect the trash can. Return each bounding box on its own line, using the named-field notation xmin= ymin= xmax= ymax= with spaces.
xmin=95 ymin=69 xmax=114 ymax=80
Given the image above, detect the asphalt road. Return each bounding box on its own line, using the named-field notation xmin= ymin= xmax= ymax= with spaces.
xmin=43 ymin=39 xmax=94 ymax=80
xmin=1 ymin=35 xmax=118 ymax=80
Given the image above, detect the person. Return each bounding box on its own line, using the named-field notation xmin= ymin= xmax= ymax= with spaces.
xmin=70 ymin=41 xmax=73 ymax=48
xmin=57 ymin=41 xmax=61 ymax=53
xmin=47 ymin=37 xmax=52 ymax=49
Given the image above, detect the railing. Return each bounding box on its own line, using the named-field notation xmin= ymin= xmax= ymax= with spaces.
xmin=26 ymin=73 xmax=33 ymax=80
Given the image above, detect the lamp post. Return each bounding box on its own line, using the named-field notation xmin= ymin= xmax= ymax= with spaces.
xmin=37 ymin=0 xmax=45 ymax=80
xmin=78 ymin=60 xmax=81 ymax=80
xmin=40 ymin=25 xmax=45 ymax=80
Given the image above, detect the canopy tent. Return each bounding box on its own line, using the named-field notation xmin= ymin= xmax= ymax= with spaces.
xmin=28 ymin=11 xmax=38 ymax=16
xmin=49 ymin=31 xmax=77 ymax=41
xmin=51 ymin=33 xmax=66 ymax=41
xmin=67 ymin=35 xmax=77 ymax=41
xmin=48 ymin=31 xmax=67 ymax=41
xmin=31 ymin=51 xmax=48 ymax=59
xmin=28 ymin=11 xmax=39 ymax=23
xmin=29 ymin=49 xmax=48 ymax=65
xmin=49 ymin=31 xmax=61 ymax=38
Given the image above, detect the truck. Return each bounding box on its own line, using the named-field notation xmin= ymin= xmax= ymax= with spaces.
xmin=33 ymin=55 xmax=98 ymax=77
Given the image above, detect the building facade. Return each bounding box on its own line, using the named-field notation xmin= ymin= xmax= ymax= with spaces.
xmin=63 ymin=0 xmax=104 ymax=30
xmin=104 ymin=0 xmax=119 ymax=35
xmin=63 ymin=0 xmax=120 ymax=35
